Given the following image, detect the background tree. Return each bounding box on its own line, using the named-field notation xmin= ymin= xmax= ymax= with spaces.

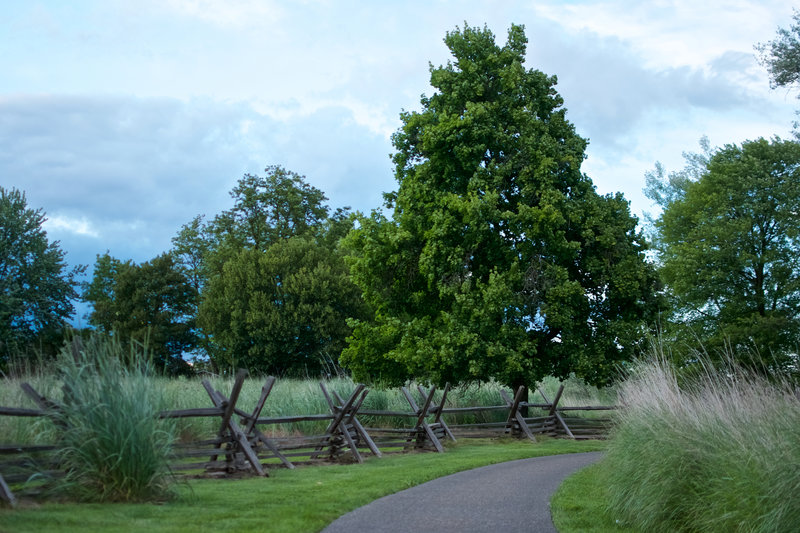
xmin=197 ymin=166 xmax=365 ymax=374
xmin=170 ymin=215 xmax=215 ymax=364
xmin=757 ymin=10 xmax=800 ymax=92
xmin=83 ymin=252 xmax=133 ymax=330
xmin=342 ymin=24 xmax=659 ymax=389
xmin=648 ymin=137 xmax=800 ymax=372
xmin=199 ymin=235 xmax=365 ymax=375
xmin=207 ymin=165 xmax=329 ymax=269
xmin=85 ymin=252 xmax=197 ymax=374
xmin=171 ymin=214 xmax=212 ymax=296
xmin=757 ymin=10 xmax=800 ymax=133
xmin=0 ymin=187 xmax=83 ymax=364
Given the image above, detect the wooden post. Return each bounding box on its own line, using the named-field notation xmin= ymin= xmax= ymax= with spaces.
xmin=401 ymin=386 xmax=444 ymax=453
xmin=311 ymin=384 xmax=365 ymax=460
xmin=202 ymin=370 xmax=267 ymax=476
xmin=338 ymin=389 xmax=369 ymax=462
xmin=217 ymin=369 xmax=248 ymax=438
xmin=331 ymin=389 xmax=382 ymax=458
xmin=244 ymin=376 xmax=276 ymax=435
xmin=539 ymin=384 xmax=575 ymax=439
xmin=323 ymin=385 xmax=366 ymax=463
xmin=242 ymin=376 xmax=294 ymax=469
xmin=20 ymin=383 xmax=67 ymax=430
xmin=504 ymin=386 xmax=537 ymax=442
xmin=418 ymin=384 xmax=456 ymax=442
xmin=548 ymin=384 xmax=565 ymax=417
xmin=0 ymin=473 xmax=17 ymax=508
xmin=319 ymin=382 xmax=336 ymax=411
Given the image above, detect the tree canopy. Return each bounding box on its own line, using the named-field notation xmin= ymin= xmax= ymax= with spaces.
xmin=0 ymin=187 xmax=83 ymax=362
xmin=197 ymin=166 xmax=365 ymax=375
xmin=342 ymin=24 xmax=659 ymax=388
xmin=757 ymin=10 xmax=800 ymax=134
xmin=757 ymin=10 xmax=800 ymax=92
xmin=648 ymin=137 xmax=800 ymax=371
xmin=84 ymin=252 xmax=197 ymax=374
xmin=208 ymin=165 xmax=329 ymax=261
xmin=199 ymin=236 xmax=365 ymax=375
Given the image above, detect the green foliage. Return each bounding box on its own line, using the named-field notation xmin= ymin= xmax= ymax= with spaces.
xmin=53 ymin=334 xmax=176 ymax=502
xmin=757 ymin=9 xmax=800 ymax=92
xmin=649 ymin=137 xmax=800 ymax=371
xmin=757 ymin=10 xmax=800 ymax=135
xmin=604 ymin=356 xmax=800 ymax=532
xmin=208 ymin=165 xmax=330 ymax=263
xmin=343 ymin=24 xmax=659 ymax=388
xmin=198 ymin=236 xmax=365 ymax=375
xmin=551 ymin=462 xmax=635 ymax=533
xmin=194 ymin=165 xmax=365 ymax=375
xmin=0 ymin=187 xmax=83 ymax=365
xmin=84 ymin=253 xmax=197 ymax=374
xmin=171 ymin=214 xmax=212 ymax=296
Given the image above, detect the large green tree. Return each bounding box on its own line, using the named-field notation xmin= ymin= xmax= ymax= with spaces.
xmin=85 ymin=252 xmax=197 ymax=374
xmin=0 ymin=187 xmax=83 ymax=362
xmin=342 ymin=24 xmax=659 ymax=388
xmin=197 ymin=167 xmax=365 ymax=375
xmin=648 ymin=137 xmax=800 ymax=371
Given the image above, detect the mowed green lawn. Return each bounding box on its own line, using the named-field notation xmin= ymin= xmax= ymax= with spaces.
xmin=0 ymin=438 xmax=604 ymax=533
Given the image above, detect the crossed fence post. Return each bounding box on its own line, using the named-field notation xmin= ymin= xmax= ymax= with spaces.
xmin=201 ymin=369 xmax=267 ymax=476
xmin=401 ymin=386 xmax=445 ymax=453
xmin=417 ymin=384 xmax=456 ymax=443
xmin=311 ymin=383 xmax=368 ymax=462
xmin=328 ymin=388 xmax=382 ymax=459
xmin=501 ymin=386 xmax=537 ymax=442
xmin=538 ymin=384 xmax=574 ymax=439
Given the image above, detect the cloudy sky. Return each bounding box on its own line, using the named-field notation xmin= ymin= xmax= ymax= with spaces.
xmin=2 ymin=0 xmax=797 ymax=317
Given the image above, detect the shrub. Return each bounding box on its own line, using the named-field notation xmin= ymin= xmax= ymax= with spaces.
xmin=605 ymin=355 xmax=800 ymax=532
xmin=53 ymin=334 xmax=176 ymax=502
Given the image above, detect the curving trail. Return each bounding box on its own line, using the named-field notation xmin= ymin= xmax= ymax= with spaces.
xmin=323 ymin=451 xmax=603 ymax=533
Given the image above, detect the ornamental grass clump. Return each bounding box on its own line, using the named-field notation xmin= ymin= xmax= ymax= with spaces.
xmin=604 ymin=354 xmax=800 ymax=532
xmin=53 ymin=334 xmax=176 ymax=502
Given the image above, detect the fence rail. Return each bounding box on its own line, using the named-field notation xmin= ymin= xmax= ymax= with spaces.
xmin=0 ymin=371 xmax=616 ymax=507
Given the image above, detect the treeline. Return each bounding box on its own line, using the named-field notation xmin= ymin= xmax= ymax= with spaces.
xmin=78 ymin=165 xmax=366 ymax=376
xmin=3 ymin=21 xmax=800 ymax=384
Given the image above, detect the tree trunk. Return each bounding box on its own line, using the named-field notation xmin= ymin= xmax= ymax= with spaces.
xmin=511 ymin=380 xmax=529 ymax=418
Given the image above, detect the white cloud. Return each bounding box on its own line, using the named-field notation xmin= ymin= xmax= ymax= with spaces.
xmin=44 ymin=214 xmax=99 ymax=238
xmin=0 ymin=94 xmax=395 ymax=269
xmin=1 ymin=0 xmax=797 ymax=277
xmin=530 ymin=0 xmax=793 ymax=70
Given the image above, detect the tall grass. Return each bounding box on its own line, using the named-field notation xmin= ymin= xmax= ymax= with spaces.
xmin=53 ymin=335 xmax=176 ymax=502
xmin=604 ymin=354 xmax=800 ymax=532
xmin=2 ymin=366 xmax=613 ymax=444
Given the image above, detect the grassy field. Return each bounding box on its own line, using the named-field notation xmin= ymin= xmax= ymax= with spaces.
xmin=0 ymin=438 xmax=605 ymax=533
xmin=1 ymin=342 xmax=615 ymax=529
xmin=551 ymin=461 xmax=637 ymax=533
xmin=1 ymin=372 xmax=616 ymax=444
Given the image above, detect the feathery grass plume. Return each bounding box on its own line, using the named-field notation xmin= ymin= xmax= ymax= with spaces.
xmin=604 ymin=349 xmax=800 ymax=532
xmin=53 ymin=333 xmax=177 ymax=502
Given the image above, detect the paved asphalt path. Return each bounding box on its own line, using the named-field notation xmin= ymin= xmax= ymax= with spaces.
xmin=322 ymin=451 xmax=603 ymax=533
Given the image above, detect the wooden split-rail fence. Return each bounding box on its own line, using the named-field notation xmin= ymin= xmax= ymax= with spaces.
xmin=0 ymin=369 xmax=615 ymax=507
